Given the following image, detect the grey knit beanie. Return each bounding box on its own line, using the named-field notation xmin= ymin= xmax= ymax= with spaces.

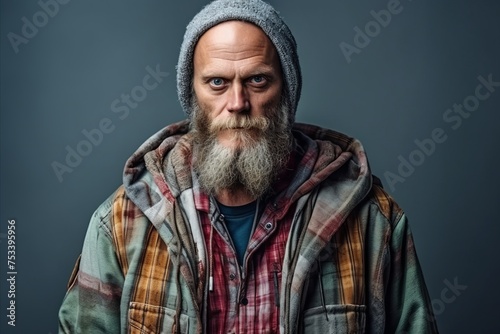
xmin=176 ymin=0 xmax=301 ymax=118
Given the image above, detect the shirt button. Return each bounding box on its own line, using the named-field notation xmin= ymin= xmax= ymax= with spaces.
xmin=265 ymin=222 xmax=273 ymax=230
xmin=240 ymin=297 xmax=248 ymax=305
xmin=229 ymin=273 xmax=236 ymax=280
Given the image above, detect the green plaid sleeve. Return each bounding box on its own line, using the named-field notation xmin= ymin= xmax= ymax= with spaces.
xmin=58 ymin=198 xmax=124 ymax=334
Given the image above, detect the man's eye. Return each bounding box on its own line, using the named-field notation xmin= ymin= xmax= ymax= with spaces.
xmin=210 ymin=78 xmax=224 ymax=86
xmin=250 ymin=76 xmax=267 ymax=86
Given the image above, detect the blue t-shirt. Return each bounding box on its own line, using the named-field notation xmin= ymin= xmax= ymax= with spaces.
xmin=217 ymin=200 xmax=257 ymax=265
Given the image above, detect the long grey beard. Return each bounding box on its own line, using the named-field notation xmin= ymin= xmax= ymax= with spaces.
xmin=191 ymin=100 xmax=292 ymax=199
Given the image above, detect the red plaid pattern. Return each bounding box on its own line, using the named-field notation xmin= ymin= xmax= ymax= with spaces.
xmin=197 ymin=190 xmax=294 ymax=333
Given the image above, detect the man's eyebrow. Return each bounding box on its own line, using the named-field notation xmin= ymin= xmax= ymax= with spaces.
xmin=199 ymin=66 xmax=280 ymax=81
xmin=247 ymin=67 xmax=279 ymax=78
xmin=199 ymin=72 xmax=225 ymax=82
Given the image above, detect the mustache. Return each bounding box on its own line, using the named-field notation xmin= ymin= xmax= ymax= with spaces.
xmin=209 ymin=115 xmax=270 ymax=132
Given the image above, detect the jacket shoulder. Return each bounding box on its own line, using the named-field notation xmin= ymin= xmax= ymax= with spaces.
xmin=361 ymin=175 xmax=405 ymax=228
xmin=92 ymin=185 xmax=145 ymax=225
xmin=92 ymin=186 xmax=150 ymax=275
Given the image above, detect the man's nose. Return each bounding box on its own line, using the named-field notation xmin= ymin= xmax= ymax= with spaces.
xmin=227 ymin=83 xmax=249 ymax=113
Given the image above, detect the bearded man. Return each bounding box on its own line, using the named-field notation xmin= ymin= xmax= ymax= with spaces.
xmin=58 ymin=0 xmax=439 ymax=333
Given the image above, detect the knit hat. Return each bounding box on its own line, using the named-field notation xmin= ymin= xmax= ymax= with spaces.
xmin=176 ymin=0 xmax=302 ymax=118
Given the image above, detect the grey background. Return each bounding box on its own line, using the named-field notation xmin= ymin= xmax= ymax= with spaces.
xmin=1 ymin=0 xmax=499 ymax=333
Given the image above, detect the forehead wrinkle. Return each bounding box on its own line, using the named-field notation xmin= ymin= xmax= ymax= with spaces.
xmin=196 ymin=41 xmax=272 ymax=63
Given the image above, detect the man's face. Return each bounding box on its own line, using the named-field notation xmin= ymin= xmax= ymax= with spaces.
xmin=190 ymin=21 xmax=291 ymax=198
xmin=192 ymin=20 xmax=284 ymax=150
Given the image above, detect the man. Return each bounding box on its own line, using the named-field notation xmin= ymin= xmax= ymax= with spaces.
xmin=58 ymin=0 xmax=439 ymax=333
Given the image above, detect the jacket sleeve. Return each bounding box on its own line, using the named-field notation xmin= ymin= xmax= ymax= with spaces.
xmin=58 ymin=199 xmax=124 ymax=333
xmin=383 ymin=213 xmax=439 ymax=333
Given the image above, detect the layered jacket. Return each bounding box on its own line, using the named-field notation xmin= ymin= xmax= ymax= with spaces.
xmin=58 ymin=120 xmax=439 ymax=333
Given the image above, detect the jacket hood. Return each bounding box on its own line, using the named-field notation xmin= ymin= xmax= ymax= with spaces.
xmin=123 ymin=120 xmax=373 ymax=235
